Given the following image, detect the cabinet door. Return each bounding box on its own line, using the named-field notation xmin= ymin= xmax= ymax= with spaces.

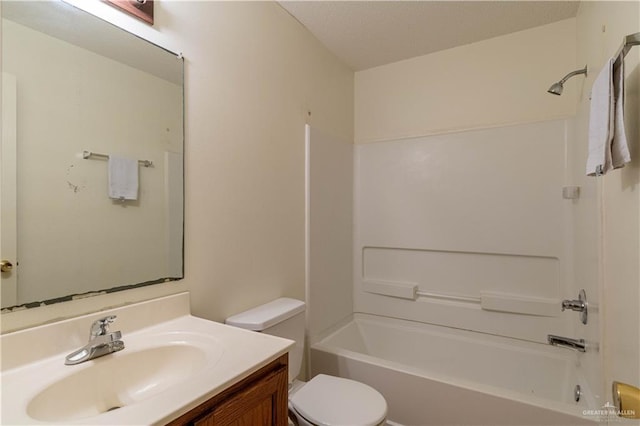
xmin=194 ymin=366 xmax=288 ymax=426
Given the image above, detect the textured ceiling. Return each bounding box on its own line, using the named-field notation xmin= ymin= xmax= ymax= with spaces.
xmin=279 ymin=1 xmax=580 ymax=71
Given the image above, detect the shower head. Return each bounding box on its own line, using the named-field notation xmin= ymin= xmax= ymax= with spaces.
xmin=547 ymin=82 xmax=564 ymax=95
xmin=547 ymin=65 xmax=588 ymax=96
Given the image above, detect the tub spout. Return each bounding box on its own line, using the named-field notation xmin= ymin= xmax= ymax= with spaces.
xmin=547 ymin=334 xmax=586 ymax=352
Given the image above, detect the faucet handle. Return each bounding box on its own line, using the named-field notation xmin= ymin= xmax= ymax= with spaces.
xmin=560 ymin=289 xmax=588 ymax=324
xmin=90 ymin=315 xmax=117 ymax=338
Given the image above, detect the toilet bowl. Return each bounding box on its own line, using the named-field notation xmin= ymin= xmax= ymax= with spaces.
xmin=226 ymin=298 xmax=387 ymax=426
xmin=288 ymin=375 xmax=387 ymax=426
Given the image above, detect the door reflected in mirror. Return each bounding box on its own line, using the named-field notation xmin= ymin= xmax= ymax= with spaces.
xmin=1 ymin=1 xmax=184 ymax=311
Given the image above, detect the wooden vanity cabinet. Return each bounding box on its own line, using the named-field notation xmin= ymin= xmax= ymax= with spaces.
xmin=166 ymin=354 xmax=288 ymax=426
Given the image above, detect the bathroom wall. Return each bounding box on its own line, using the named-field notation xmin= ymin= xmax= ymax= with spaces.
xmin=572 ymin=0 xmax=640 ymax=406
xmin=355 ymin=18 xmax=578 ymax=144
xmin=164 ymin=2 xmax=353 ymax=323
xmin=2 ymin=19 xmax=182 ymax=304
xmin=1 ymin=1 xmax=353 ymax=332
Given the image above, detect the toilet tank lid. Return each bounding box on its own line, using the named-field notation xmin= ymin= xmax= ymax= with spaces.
xmin=225 ymin=298 xmax=305 ymax=331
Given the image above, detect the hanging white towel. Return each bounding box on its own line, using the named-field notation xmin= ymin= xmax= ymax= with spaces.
xmin=586 ymin=54 xmax=630 ymax=176
xmin=586 ymin=58 xmax=614 ymax=176
xmin=611 ymin=57 xmax=630 ymax=169
xmin=108 ymin=155 xmax=138 ymax=200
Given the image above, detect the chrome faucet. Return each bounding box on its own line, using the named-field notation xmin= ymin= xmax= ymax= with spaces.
xmin=65 ymin=315 xmax=125 ymax=365
xmin=547 ymin=334 xmax=586 ymax=352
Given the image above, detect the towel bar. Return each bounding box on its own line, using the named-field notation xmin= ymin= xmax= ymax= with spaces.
xmin=82 ymin=150 xmax=153 ymax=167
xmin=613 ymin=31 xmax=640 ymax=70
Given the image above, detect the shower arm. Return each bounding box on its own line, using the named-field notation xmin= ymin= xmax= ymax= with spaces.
xmin=556 ymin=32 xmax=639 ymax=82
xmin=558 ymin=66 xmax=588 ymax=84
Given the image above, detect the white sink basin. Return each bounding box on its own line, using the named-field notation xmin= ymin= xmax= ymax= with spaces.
xmin=1 ymin=295 xmax=293 ymax=425
xmin=27 ymin=343 xmax=211 ymax=422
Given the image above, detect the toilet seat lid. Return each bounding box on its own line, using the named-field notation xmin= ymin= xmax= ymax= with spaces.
xmin=290 ymin=374 xmax=387 ymax=426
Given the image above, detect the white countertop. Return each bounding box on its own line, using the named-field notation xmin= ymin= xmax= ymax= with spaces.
xmin=1 ymin=293 xmax=293 ymax=425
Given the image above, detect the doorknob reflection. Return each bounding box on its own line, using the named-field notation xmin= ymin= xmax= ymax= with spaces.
xmin=1 ymin=260 xmax=13 ymax=273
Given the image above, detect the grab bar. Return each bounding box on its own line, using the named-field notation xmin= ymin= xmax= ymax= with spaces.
xmin=547 ymin=335 xmax=586 ymax=352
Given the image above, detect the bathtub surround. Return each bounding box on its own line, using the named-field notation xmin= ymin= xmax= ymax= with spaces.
xmin=354 ymin=120 xmax=570 ymax=343
xmin=344 ymin=119 xmax=594 ymax=423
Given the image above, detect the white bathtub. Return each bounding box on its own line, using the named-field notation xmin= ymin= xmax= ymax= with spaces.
xmin=310 ymin=314 xmax=597 ymax=425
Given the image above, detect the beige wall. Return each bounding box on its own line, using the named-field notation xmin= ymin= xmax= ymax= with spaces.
xmin=355 ymin=18 xmax=577 ymax=144
xmin=179 ymin=2 xmax=353 ymax=323
xmin=1 ymin=1 xmax=353 ymax=332
xmin=574 ymin=0 xmax=640 ymax=405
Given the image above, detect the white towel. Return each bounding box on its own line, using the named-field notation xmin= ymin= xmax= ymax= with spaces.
xmin=108 ymin=155 xmax=138 ymax=200
xmin=611 ymin=57 xmax=630 ymax=169
xmin=586 ymin=55 xmax=630 ymax=176
xmin=586 ymin=58 xmax=614 ymax=176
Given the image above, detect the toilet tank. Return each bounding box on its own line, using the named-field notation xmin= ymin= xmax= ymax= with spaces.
xmin=226 ymin=298 xmax=305 ymax=383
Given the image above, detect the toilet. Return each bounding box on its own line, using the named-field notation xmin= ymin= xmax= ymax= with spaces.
xmin=226 ymin=298 xmax=387 ymax=426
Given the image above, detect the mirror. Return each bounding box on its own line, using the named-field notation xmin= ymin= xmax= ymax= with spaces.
xmin=1 ymin=1 xmax=184 ymax=311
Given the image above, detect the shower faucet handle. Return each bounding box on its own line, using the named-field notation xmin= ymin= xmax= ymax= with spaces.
xmin=561 ymin=289 xmax=587 ymax=324
xmin=561 ymin=299 xmax=585 ymax=312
